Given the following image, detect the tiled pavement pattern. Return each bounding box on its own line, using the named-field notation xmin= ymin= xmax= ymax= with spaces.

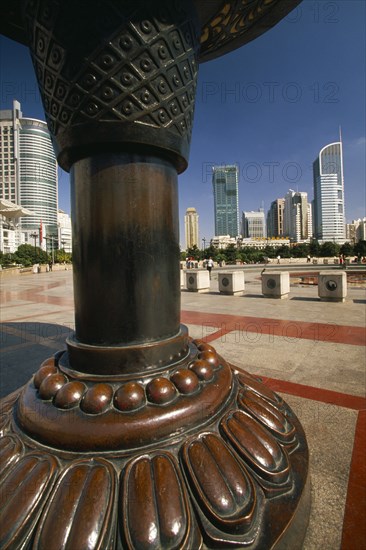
xmin=1 ymin=267 xmax=365 ymax=549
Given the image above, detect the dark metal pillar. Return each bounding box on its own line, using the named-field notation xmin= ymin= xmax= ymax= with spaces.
xmin=67 ymin=153 xmax=185 ymax=373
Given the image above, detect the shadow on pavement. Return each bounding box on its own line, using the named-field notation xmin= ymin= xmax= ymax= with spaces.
xmin=0 ymin=322 xmax=71 ymax=398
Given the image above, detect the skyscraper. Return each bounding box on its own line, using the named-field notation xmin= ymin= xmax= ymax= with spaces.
xmin=313 ymin=141 xmax=345 ymax=243
xmin=242 ymin=209 xmax=266 ymax=238
xmin=283 ymin=189 xmax=311 ymax=242
xmin=0 ymin=100 xmax=58 ymax=247
xmin=267 ymin=198 xmax=285 ymax=237
xmin=184 ymin=207 xmax=199 ymax=249
xmin=212 ymin=165 xmax=239 ymax=237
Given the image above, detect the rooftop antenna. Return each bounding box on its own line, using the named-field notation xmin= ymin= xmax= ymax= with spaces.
xmin=339 ymin=125 xmax=342 ymax=143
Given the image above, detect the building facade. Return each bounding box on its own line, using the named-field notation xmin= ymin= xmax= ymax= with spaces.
xmin=242 ymin=209 xmax=266 ymax=238
xmin=347 ymin=218 xmax=366 ymax=243
xmin=184 ymin=207 xmax=199 ymax=249
xmin=0 ymin=100 xmax=58 ymax=250
xmin=58 ymin=210 xmax=72 ymax=254
xmin=283 ymin=189 xmax=312 ymax=242
xmin=313 ymin=141 xmax=346 ymax=243
xmin=267 ymin=198 xmax=285 ymax=237
xmin=212 ymin=165 xmax=239 ymax=237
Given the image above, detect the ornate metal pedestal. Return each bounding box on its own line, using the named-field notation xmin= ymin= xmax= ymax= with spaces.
xmin=0 ymin=1 xmax=310 ymax=548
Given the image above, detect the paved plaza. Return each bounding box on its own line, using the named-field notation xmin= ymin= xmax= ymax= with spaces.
xmin=0 ymin=266 xmax=365 ymax=549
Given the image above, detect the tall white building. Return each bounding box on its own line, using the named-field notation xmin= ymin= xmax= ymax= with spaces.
xmin=0 ymin=100 xmax=58 ymax=250
xmin=313 ymin=141 xmax=346 ymax=243
xmin=58 ymin=209 xmax=72 ymax=254
xmin=242 ymin=209 xmax=266 ymax=238
xmin=283 ymin=190 xmax=311 ymax=242
xmin=184 ymin=207 xmax=199 ymax=249
xmin=347 ymin=218 xmax=366 ymax=243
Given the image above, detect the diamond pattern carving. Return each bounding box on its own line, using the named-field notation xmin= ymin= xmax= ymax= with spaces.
xmin=25 ymin=0 xmax=199 ymax=141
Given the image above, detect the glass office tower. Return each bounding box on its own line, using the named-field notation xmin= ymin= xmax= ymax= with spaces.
xmin=212 ymin=165 xmax=239 ymax=237
xmin=0 ymin=100 xmax=58 ymax=241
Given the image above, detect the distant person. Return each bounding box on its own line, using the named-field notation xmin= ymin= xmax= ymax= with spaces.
xmin=277 ymin=255 xmax=281 ymax=264
xmin=207 ymin=257 xmax=214 ymax=279
xmin=307 ymin=255 xmax=311 ymax=263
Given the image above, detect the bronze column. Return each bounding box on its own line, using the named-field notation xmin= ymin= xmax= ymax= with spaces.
xmin=0 ymin=1 xmax=310 ymax=549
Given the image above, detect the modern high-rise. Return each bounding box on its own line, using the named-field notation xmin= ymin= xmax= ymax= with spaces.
xmin=267 ymin=198 xmax=285 ymax=237
xmin=58 ymin=209 xmax=72 ymax=254
xmin=313 ymin=141 xmax=346 ymax=243
xmin=184 ymin=207 xmax=199 ymax=249
xmin=0 ymin=100 xmax=58 ymax=248
xmin=283 ymin=189 xmax=312 ymax=242
xmin=212 ymin=165 xmax=239 ymax=237
xmin=242 ymin=209 xmax=266 ymax=238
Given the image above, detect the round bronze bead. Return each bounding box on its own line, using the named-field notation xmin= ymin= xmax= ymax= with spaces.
xmin=38 ymin=373 xmax=67 ymax=400
xmin=189 ymin=360 xmax=214 ymax=381
xmin=198 ymin=350 xmax=220 ymax=369
xmin=114 ymin=383 xmax=146 ymax=412
xmin=171 ymin=369 xmax=199 ymax=395
xmin=54 ymin=381 xmax=86 ymax=409
xmin=81 ymin=383 xmax=113 ymax=414
xmin=146 ymin=378 xmax=177 ymax=405
xmin=196 ymin=342 xmax=216 ymax=353
xmin=33 ymin=364 xmax=58 ymax=389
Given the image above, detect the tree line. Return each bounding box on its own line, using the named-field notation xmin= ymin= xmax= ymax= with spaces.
xmin=182 ymin=241 xmax=366 ymax=265
xmin=0 ymin=244 xmax=72 ymax=267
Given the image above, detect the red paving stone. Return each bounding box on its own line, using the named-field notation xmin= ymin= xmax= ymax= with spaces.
xmin=341 ymin=410 xmax=366 ymax=550
xmin=259 ymin=377 xmax=366 ymax=411
xmin=181 ymin=310 xmax=366 ymax=346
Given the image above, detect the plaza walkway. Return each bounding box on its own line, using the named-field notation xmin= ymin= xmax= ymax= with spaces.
xmin=1 ymin=266 xmax=365 ymax=549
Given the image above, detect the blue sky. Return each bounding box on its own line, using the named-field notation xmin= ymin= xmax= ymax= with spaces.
xmin=1 ymin=1 xmax=365 ymax=248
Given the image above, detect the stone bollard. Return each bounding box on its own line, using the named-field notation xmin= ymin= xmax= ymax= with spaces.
xmin=262 ymin=271 xmax=290 ymax=299
xmin=180 ymin=270 xmax=186 ymax=288
xmin=318 ymin=271 xmax=347 ymax=302
xmin=186 ymin=270 xmax=210 ymax=292
xmin=218 ymin=271 xmax=245 ymax=295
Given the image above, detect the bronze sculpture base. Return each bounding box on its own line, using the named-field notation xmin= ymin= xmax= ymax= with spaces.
xmin=0 ymin=2 xmax=309 ymax=547
xmin=0 ymin=335 xmax=310 ymax=549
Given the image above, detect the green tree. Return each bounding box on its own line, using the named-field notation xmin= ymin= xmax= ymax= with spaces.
xmin=319 ymin=241 xmax=340 ymax=257
xmin=185 ymin=245 xmax=200 ymax=261
xmin=263 ymin=245 xmax=276 ymax=259
xmin=291 ymin=243 xmax=310 ymax=258
xmin=309 ymin=240 xmax=320 ymax=256
xmin=13 ymin=244 xmax=48 ymax=266
xmin=55 ymin=249 xmax=72 ymax=263
xmin=0 ymin=252 xmax=15 ymax=266
xmin=216 ymin=253 xmax=226 ymax=265
xmin=204 ymin=245 xmax=218 ymax=260
xmin=354 ymin=240 xmax=366 ymax=257
xmin=275 ymin=245 xmax=291 ymax=258
xmin=340 ymin=242 xmax=354 ymax=256
xmin=224 ymin=244 xmax=239 ymax=264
